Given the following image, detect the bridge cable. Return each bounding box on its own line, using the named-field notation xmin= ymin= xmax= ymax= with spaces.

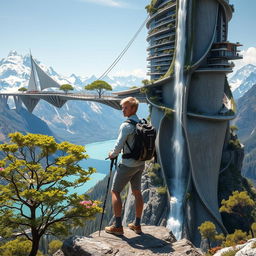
xmin=97 ymin=16 xmax=149 ymax=81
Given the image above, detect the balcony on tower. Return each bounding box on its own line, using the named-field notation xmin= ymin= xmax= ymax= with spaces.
xmin=209 ymin=42 xmax=242 ymax=60
xmin=206 ymin=42 xmax=242 ymax=70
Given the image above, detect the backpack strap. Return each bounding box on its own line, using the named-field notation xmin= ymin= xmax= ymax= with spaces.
xmin=125 ymin=119 xmax=138 ymax=126
xmin=123 ymin=119 xmax=138 ymax=154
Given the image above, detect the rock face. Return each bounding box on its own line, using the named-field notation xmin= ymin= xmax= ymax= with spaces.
xmin=59 ymin=226 xmax=203 ymax=256
xmin=213 ymin=238 xmax=256 ymax=256
xmin=123 ymin=163 xmax=169 ymax=227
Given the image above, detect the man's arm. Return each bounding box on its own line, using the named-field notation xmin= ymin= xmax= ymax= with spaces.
xmin=109 ymin=123 xmax=130 ymax=159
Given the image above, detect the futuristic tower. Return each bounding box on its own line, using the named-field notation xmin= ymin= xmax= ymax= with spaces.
xmin=145 ymin=0 xmax=242 ymax=245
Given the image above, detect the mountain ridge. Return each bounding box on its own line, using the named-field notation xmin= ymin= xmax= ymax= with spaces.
xmin=229 ymin=64 xmax=256 ymax=99
xmin=0 ymin=51 xmax=145 ymax=92
xmin=0 ymin=51 xmax=149 ymax=145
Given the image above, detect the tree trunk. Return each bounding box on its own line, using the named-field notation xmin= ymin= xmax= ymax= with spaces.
xmin=250 ymin=228 xmax=254 ymax=238
xmin=29 ymin=207 xmax=40 ymax=256
xmin=29 ymin=237 xmax=40 ymax=256
xmin=207 ymin=238 xmax=211 ymax=249
xmin=98 ymin=89 xmax=103 ymax=98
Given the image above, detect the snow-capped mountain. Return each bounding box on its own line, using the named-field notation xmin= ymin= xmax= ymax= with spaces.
xmin=0 ymin=51 xmax=144 ymax=93
xmin=0 ymin=51 xmax=148 ymax=144
xmin=229 ymin=64 xmax=256 ymax=99
xmin=0 ymin=51 xmax=72 ymax=92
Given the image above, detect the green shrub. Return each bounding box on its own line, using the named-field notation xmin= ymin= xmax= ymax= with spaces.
xmin=228 ymin=139 xmax=241 ymax=149
xmin=220 ymin=191 xmax=255 ymax=233
xmin=230 ymin=125 xmax=238 ymax=132
xmin=156 ymin=186 xmax=167 ymax=194
xmin=220 ymin=249 xmax=239 ymax=256
xmin=223 ymin=229 xmax=248 ymax=247
xmin=140 ymin=87 xmax=149 ymax=94
xmin=48 ymin=240 xmax=63 ymax=255
xmin=215 ymin=233 xmax=225 ymax=246
xmin=0 ymin=237 xmax=44 ymax=256
xmin=147 ymin=163 xmax=163 ymax=186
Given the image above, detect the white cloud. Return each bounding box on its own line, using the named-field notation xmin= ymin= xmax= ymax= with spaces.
xmin=112 ymin=68 xmax=147 ymax=78
xmin=79 ymin=0 xmax=126 ymax=7
xmin=232 ymin=47 xmax=256 ymax=73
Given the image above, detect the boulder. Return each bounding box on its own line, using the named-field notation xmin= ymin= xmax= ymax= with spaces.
xmin=213 ymin=238 xmax=256 ymax=256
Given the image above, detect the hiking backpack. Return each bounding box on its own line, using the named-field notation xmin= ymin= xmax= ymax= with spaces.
xmin=122 ymin=119 xmax=156 ymax=161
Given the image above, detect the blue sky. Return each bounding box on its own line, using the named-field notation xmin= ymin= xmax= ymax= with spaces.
xmin=1 ymin=0 xmax=255 ymax=77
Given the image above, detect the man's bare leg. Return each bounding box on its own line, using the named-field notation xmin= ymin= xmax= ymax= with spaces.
xmin=111 ymin=190 xmax=123 ymax=228
xmin=132 ymin=189 xmax=143 ymax=218
xmin=104 ymin=190 xmax=124 ymax=235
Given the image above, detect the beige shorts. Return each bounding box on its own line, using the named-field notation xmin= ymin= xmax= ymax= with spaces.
xmin=112 ymin=163 xmax=145 ymax=193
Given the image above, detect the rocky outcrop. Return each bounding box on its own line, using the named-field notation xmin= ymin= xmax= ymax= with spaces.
xmin=213 ymin=238 xmax=256 ymax=256
xmin=57 ymin=226 xmax=203 ymax=256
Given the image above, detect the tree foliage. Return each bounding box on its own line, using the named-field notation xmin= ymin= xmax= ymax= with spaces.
xmin=0 ymin=133 xmax=101 ymax=256
xmin=251 ymin=222 xmax=256 ymax=238
xmin=141 ymin=79 xmax=150 ymax=86
xmin=223 ymin=229 xmax=248 ymax=247
xmin=230 ymin=125 xmax=238 ymax=133
xmin=198 ymin=221 xmax=217 ymax=249
xmin=0 ymin=237 xmax=43 ymax=256
xmin=214 ymin=233 xmax=225 ymax=245
xmin=60 ymin=84 xmax=74 ymax=93
xmin=84 ymin=80 xmax=112 ymax=98
xmin=18 ymin=87 xmax=28 ymax=92
xmin=48 ymin=239 xmax=63 ymax=255
xmin=220 ymin=191 xmax=255 ymax=233
xmin=145 ymin=0 xmax=157 ymax=15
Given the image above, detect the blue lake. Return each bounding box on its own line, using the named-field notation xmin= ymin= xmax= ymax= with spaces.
xmin=67 ymin=139 xmax=117 ymax=194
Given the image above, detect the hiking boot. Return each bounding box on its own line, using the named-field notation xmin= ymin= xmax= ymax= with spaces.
xmin=105 ymin=225 xmax=124 ymax=236
xmin=128 ymin=223 xmax=142 ymax=234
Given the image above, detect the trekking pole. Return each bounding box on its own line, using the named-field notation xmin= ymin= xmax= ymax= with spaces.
xmin=98 ymin=157 xmax=117 ymax=236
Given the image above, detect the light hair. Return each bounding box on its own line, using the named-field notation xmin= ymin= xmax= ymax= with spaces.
xmin=120 ymin=97 xmax=139 ymax=111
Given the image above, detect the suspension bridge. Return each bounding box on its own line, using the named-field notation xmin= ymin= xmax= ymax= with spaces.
xmin=0 ymin=89 xmax=146 ymax=113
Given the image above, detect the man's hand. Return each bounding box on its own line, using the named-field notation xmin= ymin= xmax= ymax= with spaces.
xmin=108 ymin=151 xmax=116 ymax=159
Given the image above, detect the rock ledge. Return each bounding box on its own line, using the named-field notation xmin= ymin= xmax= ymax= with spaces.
xmin=57 ymin=226 xmax=203 ymax=256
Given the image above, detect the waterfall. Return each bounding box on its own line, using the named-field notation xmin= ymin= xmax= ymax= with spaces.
xmin=166 ymin=0 xmax=187 ymax=240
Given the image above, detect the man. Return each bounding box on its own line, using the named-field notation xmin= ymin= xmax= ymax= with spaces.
xmin=105 ymin=97 xmax=145 ymax=235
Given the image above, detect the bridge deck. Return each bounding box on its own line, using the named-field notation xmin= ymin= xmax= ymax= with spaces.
xmin=0 ymin=92 xmax=147 ymax=112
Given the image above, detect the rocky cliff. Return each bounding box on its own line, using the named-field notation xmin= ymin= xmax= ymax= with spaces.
xmin=232 ymin=83 xmax=256 ymax=183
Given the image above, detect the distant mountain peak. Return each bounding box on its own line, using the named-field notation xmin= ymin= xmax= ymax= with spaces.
xmin=8 ymin=50 xmax=19 ymax=56
xmin=243 ymin=63 xmax=256 ymax=69
xmin=1 ymin=50 xmax=144 ymax=92
xmin=229 ymin=63 xmax=256 ymax=99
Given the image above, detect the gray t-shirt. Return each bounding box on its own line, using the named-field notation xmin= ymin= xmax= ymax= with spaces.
xmin=111 ymin=114 xmax=145 ymax=167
